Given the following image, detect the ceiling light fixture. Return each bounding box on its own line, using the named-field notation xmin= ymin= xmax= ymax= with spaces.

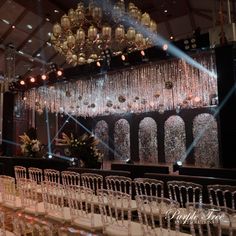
xmin=30 ymin=77 xmax=36 ymax=83
xmin=20 ymin=80 xmax=25 ymax=85
xmin=27 ymin=24 xmax=33 ymax=29
xmin=50 ymin=1 xmax=157 ymax=66
xmin=41 ymin=74 xmax=47 ymax=80
xmin=57 ymin=70 xmax=63 ymax=76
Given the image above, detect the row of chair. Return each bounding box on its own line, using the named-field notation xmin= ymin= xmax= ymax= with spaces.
xmin=14 ymin=165 xmax=236 ymax=210
xmin=1 ymin=170 xmax=235 ymax=235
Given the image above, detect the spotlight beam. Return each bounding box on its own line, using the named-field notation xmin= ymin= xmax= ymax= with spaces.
xmin=180 ymin=83 xmax=236 ymax=162
xmin=46 ymin=152 xmax=72 ymax=161
xmin=45 ymin=107 xmax=52 ymax=156
xmin=0 ymin=139 xmax=21 ymax=147
xmin=65 ymin=112 xmax=125 ymax=160
xmin=49 ymin=117 xmax=70 ymax=146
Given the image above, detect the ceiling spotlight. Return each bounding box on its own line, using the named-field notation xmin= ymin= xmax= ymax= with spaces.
xmin=173 ymin=160 xmax=183 ymax=172
xmin=163 ymin=44 xmax=168 ymax=51
xmin=30 ymin=77 xmax=36 ymax=83
xmin=164 ymin=9 xmax=168 ymax=13
xmin=27 ymin=24 xmax=33 ymax=30
xmin=20 ymin=80 xmax=25 ymax=85
xmin=96 ymin=61 xmax=101 ymax=67
xmin=50 ymin=63 xmax=58 ymax=71
xmin=41 ymin=74 xmax=47 ymax=80
xmin=141 ymin=50 xmax=145 ymax=56
xmin=57 ymin=70 xmax=63 ymax=76
xmin=121 ymin=54 xmax=126 ymax=61
xmin=12 ymin=25 xmax=15 ymax=29
xmin=170 ymin=36 xmax=174 ymax=40
xmin=23 ymin=96 xmax=27 ymax=101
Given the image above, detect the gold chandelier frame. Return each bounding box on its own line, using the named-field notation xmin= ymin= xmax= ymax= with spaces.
xmin=51 ymin=0 xmax=157 ymax=66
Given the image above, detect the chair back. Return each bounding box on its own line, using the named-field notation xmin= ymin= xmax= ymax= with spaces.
xmin=135 ymin=195 xmax=180 ymax=235
xmin=167 ymin=180 xmax=203 ymax=208
xmin=186 ymin=202 xmax=234 ymax=236
xmin=98 ymin=189 xmax=132 ymax=234
xmin=14 ymin=166 xmax=27 ymax=187
xmin=61 ymin=170 xmax=80 ymax=187
xmin=44 ymin=169 xmax=60 ymax=184
xmin=67 ymin=186 xmax=96 ymax=223
xmin=81 ymin=173 xmax=103 ymax=194
xmin=105 ymin=175 xmax=132 ymax=195
xmin=28 ymin=167 xmax=43 ymax=184
xmin=134 ymin=178 xmax=164 ymax=197
xmin=18 ymin=179 xmax=39 ymax=212
xmin=41 ymin=181 xmax=65 ymax=220
xmin=0 ymin=175 xmax=17 ymax=208
xmin=208 ymin=184 xmax=236 ymax=210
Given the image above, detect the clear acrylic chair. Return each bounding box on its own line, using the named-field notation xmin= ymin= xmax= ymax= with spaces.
xmin=208 ymin=184 xmax=236 ymax=210
xmin=0 ymin=210 xmax=15 ymax=236
xmin=167 ymin=181 xmax=203 ymax=209
xmin=18 ymin=178 xmax=45 ymax=216
xmin=81 ymin=173 xmax=103 ymax=194
xmin=134 ymin=178 xmax=164 ymax=197
xmin=67 ymin=185 xmax=103 ymax=232
xmin=44 ymin=169 xmax=60 ymax=184
xmin=98 ymin=189 xmax=142 ymax=236
xmin=28 ymin=167 xmax=43 ymax=184
xmin=28 ymin=167 xmax=43 ymax=194
xmin=13 ymin=212 xmax=54 ymax=236
xmin=0 ymin=175 xmax=22 ymax=210
xmin=186 ymin=202 xmax=234 ymax=236
xmin=135 ymin=195 xmax=187 ymax=236
xmin=105 ymin=175 xmax=132 ymax=195
xmin=14 ymin=165 xmax=27 ymax=189
xmin=105 ymin=175 xmax=136 ymax=211
xmin=14 ymin=165 xmax=27 ymax=180
xmin=61 ymin=170 xmax=80 ymax=187
xmin=41 ymin=180 xmax=70 ymax=223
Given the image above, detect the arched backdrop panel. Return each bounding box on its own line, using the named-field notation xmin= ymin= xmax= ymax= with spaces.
xmin=193 ymin=113 xmax=219 ymax=167
xmin=94 ymin=120 xmax=109 ymax=160
xmin=164 ymin=115 xmax=186 ymax=163
xmin=114 ymin=119 xmax=130 ymax=160
xmin=139 ymin=117 xmax=158 ymax=163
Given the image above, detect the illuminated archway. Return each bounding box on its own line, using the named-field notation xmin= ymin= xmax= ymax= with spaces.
xmin=193 ymin=113 xmax=219 ymax=167
xmin=94 ymin=120 xmax=109 ymax=160
xmin=114 ymin=119 xmax=130 ymax=160
xmin=165 ymin=115 xmax=186 ymax=163
xmin=139 ymin=117 xmax=158 ymax=163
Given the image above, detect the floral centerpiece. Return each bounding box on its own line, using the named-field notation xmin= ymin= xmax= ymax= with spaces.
xmin=58 ymin=133 xmax=103 ymax=169
xmin=19 ymin=133 xmax=40 ymax=157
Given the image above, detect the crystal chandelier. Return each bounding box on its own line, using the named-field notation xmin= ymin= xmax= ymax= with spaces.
xmin=50 ymin=0 xmax=157 ymax=66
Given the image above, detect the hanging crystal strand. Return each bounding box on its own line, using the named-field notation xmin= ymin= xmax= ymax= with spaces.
xmin=4 ymin=44 xmax=16 ymax=92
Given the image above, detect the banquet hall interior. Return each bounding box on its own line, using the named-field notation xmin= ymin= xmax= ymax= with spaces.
xmin=0 ymin=0 xmax=236 ymax=235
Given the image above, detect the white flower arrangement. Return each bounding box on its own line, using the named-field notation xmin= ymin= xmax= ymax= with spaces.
xmin=19 ymin=133 xmax=40 ymax=156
